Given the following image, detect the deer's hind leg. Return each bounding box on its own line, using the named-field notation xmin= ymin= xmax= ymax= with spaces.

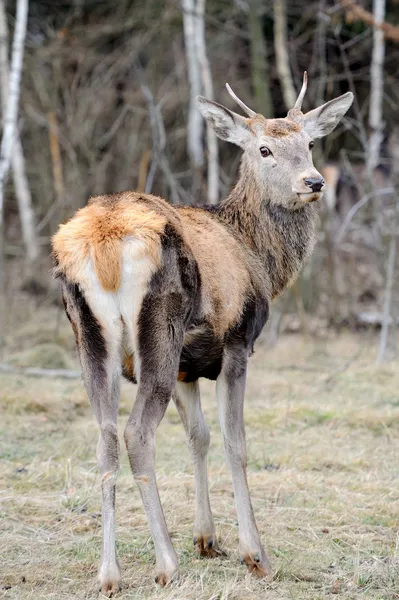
xmin=173 ymin=381 xmax=221 ymax=558
xmin=62 ymin=279 xmax=122 ymax=597
xmin=123 ymin=289 xmax=187 ymax=586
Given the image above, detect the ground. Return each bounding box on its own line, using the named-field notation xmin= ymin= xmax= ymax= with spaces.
xmin=1 ymin=315 xmax=399 ymax=599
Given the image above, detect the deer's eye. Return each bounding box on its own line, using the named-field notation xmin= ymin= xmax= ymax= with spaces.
xmin=309 ymin=141 xmax=315 ymax=150
xmin=260 ymin=146 xmax=271 ymax=157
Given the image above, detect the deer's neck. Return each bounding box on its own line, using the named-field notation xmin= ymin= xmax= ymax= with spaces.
xmin=216 ymin=171 xmax=319 ymax=299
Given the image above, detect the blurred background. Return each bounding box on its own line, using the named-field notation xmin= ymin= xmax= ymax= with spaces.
xmin=1 ymin=0 xmax=398 ymax=366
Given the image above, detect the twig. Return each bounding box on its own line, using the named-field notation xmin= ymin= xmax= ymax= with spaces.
xmin=320 ymin=346 xmax=362 ymax=389
xmin=139 ymin=81 xmax=182 ymax=204
xmin=335 ymin=187 xmax=393 ymax=245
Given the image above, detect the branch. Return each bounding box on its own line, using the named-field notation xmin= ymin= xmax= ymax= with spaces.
xmin=340 ymin=0 xmax=399 ymax=43
xmin=140 ymin=82 xmax=182 ymax=204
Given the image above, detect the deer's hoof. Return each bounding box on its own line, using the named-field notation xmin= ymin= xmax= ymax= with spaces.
xmin=193 ymin=534 xmax=225 ymax=558
xmin=98 ymin=563 xmax=122 ymax=597
xmin=241 ymin=549 xmax=271 ymax=579
xmin=154 ymin=566 xmax=179 ymax=587
xmin=100 ymin=579 xmax=122 ymax=598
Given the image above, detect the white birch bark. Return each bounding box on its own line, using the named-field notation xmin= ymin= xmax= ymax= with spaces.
xmin=182 ymin=0 xmax=204 ymax=170
xmin=196 ymin=0 xmax=218 ymax=204
xmin=0 ymin=0 xmax=30 ymax=249
xmin=367 ymin=0 xmax=385 ymax=178
xmin=182 ymin=0 xmax=218 ymax=203
xmin=273 ymin=0 xmax=296 ymax=110
xmin=0 ymin=1 xmax=38 ymax=262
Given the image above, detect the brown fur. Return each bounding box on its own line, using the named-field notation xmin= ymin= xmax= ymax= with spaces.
xmin=52 ymin=193 xmax=167 ymax=291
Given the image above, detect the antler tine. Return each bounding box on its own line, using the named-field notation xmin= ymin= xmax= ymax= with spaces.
xmin=293 ymin=71 xmax=308 ymax=111
xmin=225 ymin=83 xmax=256 ymax=118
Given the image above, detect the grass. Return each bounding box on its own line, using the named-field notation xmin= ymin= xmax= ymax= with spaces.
xmin=1 ymin=321 xmax=399 ymax=599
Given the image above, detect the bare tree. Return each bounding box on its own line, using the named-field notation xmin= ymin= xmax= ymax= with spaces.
xmin=0 ymin=0 xmax=38 ymax=263
xmin=273 ymin=0 xmax=296 ymax=110
xmin=181 ymin=0 xmax=218 ymax=203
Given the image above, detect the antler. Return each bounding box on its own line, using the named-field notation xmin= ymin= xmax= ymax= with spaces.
xmin=292 ymin=71 xmax=308 ymax=112
xmin=225 ymin=83 xmax=256 ymax=118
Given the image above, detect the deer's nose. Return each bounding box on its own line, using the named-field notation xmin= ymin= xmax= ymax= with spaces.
xmin=304 ymin=177 xmax=325 ymax=193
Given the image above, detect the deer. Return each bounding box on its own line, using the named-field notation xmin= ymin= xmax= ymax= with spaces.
xmin=52 ymin=73 xmax=353 ymax=595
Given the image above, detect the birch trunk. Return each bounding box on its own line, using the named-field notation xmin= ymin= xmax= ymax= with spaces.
xmin=0 ymin=2 xmax=37 ymax=263
xmin=182 ymin=0 xmax=204 ymax=172
xmin=196 ymin=0 xmax=218 ymax=204
xmin=0 ymin=0 xmax=29 ymax=346
xmin=367 ymin=0 xmax=385 ymax=179
xmin=273 ymin=0 xmax=296 ymax=110
xmin=0 ymin=0 xmax=29 ymax=230
xmin=182 ymin=0 xmax=218 ymax=204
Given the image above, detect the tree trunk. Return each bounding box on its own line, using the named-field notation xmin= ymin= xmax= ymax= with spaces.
xmin=248 ymin=0 xmax=273 ymax=116
xmin=377 ymin=127 xmax=399 ymax=363
xmin=182 ymin=0 xmax=218 ymax=204
xmin=0 ymin=0 xmax=36 ymax=262
xmin=182 ymin=0 xmax=204 ymax=198
xmin=196 ymin=0 xmax=218 ymax=205
xmin=0 ymin=0 xmax=29 ymax=345
xmin=273 ymin=0 xmax=296 ymax=111
xmin=366 ymin=0 xmax=385 ymax=225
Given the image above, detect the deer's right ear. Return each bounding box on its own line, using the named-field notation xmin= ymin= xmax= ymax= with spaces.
xmin=196 ymin=96 xmax=252 ymax=148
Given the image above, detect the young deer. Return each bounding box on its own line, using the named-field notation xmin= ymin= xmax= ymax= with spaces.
xmin=52 ymin=74 xmax=353 ymax=595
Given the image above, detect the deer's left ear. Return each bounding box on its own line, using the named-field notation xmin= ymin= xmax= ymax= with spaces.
xmin=303 ymin=92 xmax=354 ymax=139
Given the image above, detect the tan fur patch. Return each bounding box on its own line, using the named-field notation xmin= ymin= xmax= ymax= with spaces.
xmin=248 ymin=115 xmax=301 ymax=137
xmin=264 ymin=119 xmax=301 ymax=137
xmin=178 ymin=207 xmax=251 ymax=334
xmin=52 ymin=193 xmax=167 ymax=291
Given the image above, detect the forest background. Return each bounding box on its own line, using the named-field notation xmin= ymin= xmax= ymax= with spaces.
xmin=1 ymin=0 xmax=399 ymax=362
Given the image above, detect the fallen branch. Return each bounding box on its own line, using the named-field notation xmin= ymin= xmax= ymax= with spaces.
xmin=0 ymin=363 xmax=81 ymax=379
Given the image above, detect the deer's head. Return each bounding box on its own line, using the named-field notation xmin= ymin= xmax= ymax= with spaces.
xmin=197 ymin=73 xmax=353 ymax=210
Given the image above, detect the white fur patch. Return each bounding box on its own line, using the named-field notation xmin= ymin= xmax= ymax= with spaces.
xmin=79 ymin=238 xmax=161 ymax=377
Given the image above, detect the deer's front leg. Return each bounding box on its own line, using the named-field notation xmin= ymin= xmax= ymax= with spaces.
xmin=216 ymin=346 xmax=271 ymax=578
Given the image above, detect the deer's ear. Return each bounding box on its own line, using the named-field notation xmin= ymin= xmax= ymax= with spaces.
xmin=196 ymin=96 xmax=252 ymax=148
xmin=302 ymin=92 xmax=354 ymax=139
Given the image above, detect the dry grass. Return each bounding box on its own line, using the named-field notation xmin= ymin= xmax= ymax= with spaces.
xmin=1 ymin=321 xmax=399 ymax=599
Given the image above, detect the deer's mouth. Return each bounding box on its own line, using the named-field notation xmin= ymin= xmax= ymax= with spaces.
xmin=297 ymin=192 xmax=322 ymax=203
